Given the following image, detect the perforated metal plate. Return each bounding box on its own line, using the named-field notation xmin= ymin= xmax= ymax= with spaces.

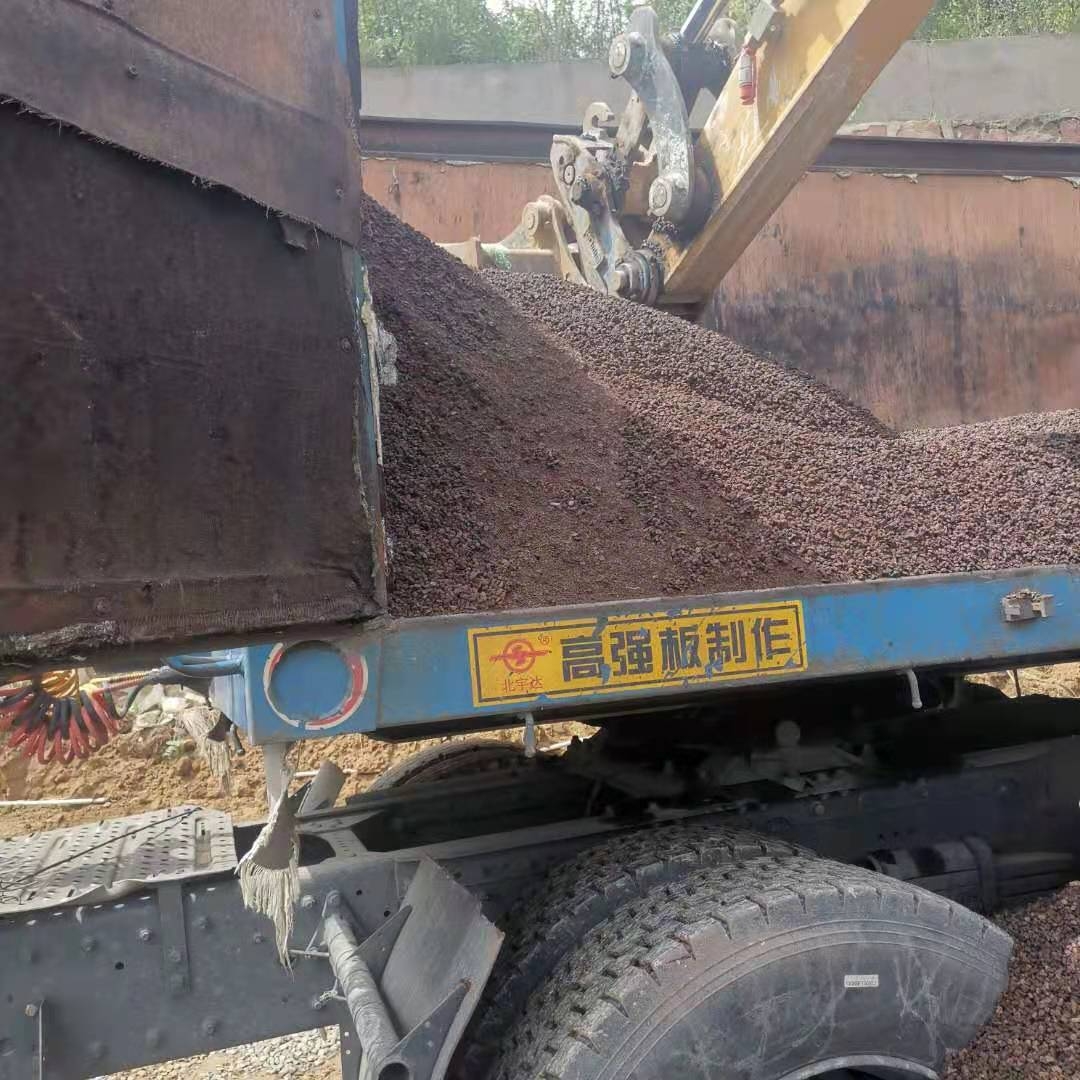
xmin=0 ymin=805 xmax=236 ymax=914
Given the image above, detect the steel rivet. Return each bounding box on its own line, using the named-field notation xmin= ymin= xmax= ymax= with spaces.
xmin=24 ymin=1003 xmax=38 ymax=1018
xmin=301 ymin=894 xmax=317 ymax=910
xmin=138 ymin=927 xmax=153 ymax=942
xmin=125 ymin=64 xmax=138 ymax=78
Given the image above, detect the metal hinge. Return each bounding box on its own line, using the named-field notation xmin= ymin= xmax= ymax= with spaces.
xmin=1001 ymin=588 xmax=1054 ymax=622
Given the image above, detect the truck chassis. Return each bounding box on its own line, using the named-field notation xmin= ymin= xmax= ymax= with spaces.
xmin=2 ymin=567 xmax=1079 ymax=1079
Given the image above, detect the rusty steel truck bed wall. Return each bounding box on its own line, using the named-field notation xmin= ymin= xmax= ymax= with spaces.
xmin=0 ymin=0 xmax=385 ymax=667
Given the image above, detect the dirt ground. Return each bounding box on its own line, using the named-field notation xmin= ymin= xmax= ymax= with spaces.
xmin=0 ymin=716 xmax=588 ymax=839
xmin=3 ymin=665 xmax=1075 ymax=839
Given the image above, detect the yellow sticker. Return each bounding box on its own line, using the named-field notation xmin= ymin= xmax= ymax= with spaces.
xmin=468 ymin=601 xmax=806 ymax=707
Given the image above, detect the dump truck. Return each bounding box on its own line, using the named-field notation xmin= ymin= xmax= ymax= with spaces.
xmin=2 ymin=2 xmax=1079 ymax=1079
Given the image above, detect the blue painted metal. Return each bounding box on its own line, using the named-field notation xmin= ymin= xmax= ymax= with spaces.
xmin=206 ymin=567 xmax=1080 ymax=745
xmin=167 ymin=654 xmax=243 ymax=678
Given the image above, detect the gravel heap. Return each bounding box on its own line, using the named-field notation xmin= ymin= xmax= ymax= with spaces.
xmin=363 ymin=198 xmax=1080 ymax=617
xmin=93 ymin=1027 xmax=339 ymax=1080
xmin=944 ymin=883 xmax=1080 ymax=1079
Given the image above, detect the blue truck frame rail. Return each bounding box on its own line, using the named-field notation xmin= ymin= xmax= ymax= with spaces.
xmin=207 ymin=566 xmax=1080 ymax=745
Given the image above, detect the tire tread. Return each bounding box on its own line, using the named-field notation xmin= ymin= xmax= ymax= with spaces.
xmin=492 ymin=855 xmax=1011 ymax=1080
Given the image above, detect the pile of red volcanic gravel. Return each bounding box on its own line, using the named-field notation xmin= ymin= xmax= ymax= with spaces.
xmin=360 ymin=198 xmax=1080 ymax=617
xmin=944 ymin=883 xmax=1080 ymax=1079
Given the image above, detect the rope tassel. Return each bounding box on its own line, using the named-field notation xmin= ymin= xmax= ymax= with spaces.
xmin=237 ymin=777 xmax=304 ymax=969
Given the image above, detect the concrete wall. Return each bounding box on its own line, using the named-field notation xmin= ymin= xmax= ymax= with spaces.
xmin=362 ymin=34 xmax=1080 ymax=127
xmin=855 ymin=34 xmax=1080 ymax=124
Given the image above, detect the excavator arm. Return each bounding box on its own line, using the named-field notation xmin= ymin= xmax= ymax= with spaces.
xmin=445 ymin=0 xmax=933 ymax=312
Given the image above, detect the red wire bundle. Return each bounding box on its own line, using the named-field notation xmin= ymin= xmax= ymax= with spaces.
xmin=0 ymin=682 xmax=121 ymax=764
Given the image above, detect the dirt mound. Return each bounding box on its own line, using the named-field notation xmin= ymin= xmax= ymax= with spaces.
xmin=362 ymin=196 xmax=1079 ymax=617
xmin=486 ymin=270 xmax=1080 ymax=585
xmin=363 ymin=198 xmax=815 ymax=617
xmin=0 ymin=722 xmax=588 ymax=839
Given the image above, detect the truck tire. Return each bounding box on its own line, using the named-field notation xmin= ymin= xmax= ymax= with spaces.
xmin=367 ymin=738 xmax=524 ymax=790
xmin=490 ymin=855 xmax=1011 ymax=1080
xmin=455 ymin=823 xmax=806 ymax=1080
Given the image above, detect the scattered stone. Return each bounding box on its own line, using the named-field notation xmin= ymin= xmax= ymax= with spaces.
xmin=944 ymin=884 xmax=1080 ymax=1079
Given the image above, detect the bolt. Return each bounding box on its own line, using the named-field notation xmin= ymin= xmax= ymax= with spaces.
xmin=610 ymin=31 xmax=645 ymax=78
xmin=193 ymin=915 xmax=209 ymax=930
xmin=812 ymin=802 xmax=826 ymax=817
xmin=522 ymin=201 xmax=549 ymax=237
xmin=138 ymin=927 xmax=153 ymax=943
xmin=81 ymin=936 xmax=97 ymax=954
xmin=125 ymin=64 xmax=138 ymax=78
xmin=252 ymin=931 xmax=265 ymax=944
xmin=146 ymin=1028 xmax=162 ymax=1048
xmin=335 ymin=184 xmax=345 ymax=200
xmin=201 ymin=1018 xmax=218 ymax=1037
xmin=167 ymin=947 xmax=182 ymax=964
xmin=569 ymin=177 xmax=588 ymax=205
xmin=609 ymin=37 xmax=628 ymax=74
xmin=339 ymin=338 xmax=352 ymax=352
xmin=649 ymin=176 xmax=673 ymax=214
xmin=25 ymin=1003 xmax=38 ymax=1019
xmin=93 ymin=597 xmax=109 ymax=615
xmin=301 ymin=894 xmax=317 ymax=910
xmin=102 ymin=0 xmax=113 ymax=8
xmin=310 ymin=994 xmax=327 ymax=1011
xmin=561 ymin=163 xmax=576 ymax=186
xmin=313 ymin=6 xmax=322 ymax=16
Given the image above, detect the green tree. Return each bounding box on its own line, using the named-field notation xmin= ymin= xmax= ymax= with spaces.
xmin=915 ymin=0 xmax=1080 ymax=38
xmin=358 ymin=0 xmax=1080 ymax=68
xmin=359 ymin=0 xmax=509 ymax=66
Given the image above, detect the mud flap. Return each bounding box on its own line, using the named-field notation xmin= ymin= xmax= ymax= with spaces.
xmin=325 ymin=857 xmax=503 ymax=1080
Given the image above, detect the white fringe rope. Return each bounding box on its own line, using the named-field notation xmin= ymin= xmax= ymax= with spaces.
xmin=177 ymin=705 xmax=233 ymax=795
xmin=236 ymin=774 xmax=300 ymax=969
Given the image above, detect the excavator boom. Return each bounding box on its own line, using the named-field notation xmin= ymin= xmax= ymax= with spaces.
xmin=446 ymin=0 xmax=934 ymax=313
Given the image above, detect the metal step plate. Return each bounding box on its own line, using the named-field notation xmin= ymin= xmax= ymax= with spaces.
xmin=0 ymin=805 xmax=236 ymax=915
